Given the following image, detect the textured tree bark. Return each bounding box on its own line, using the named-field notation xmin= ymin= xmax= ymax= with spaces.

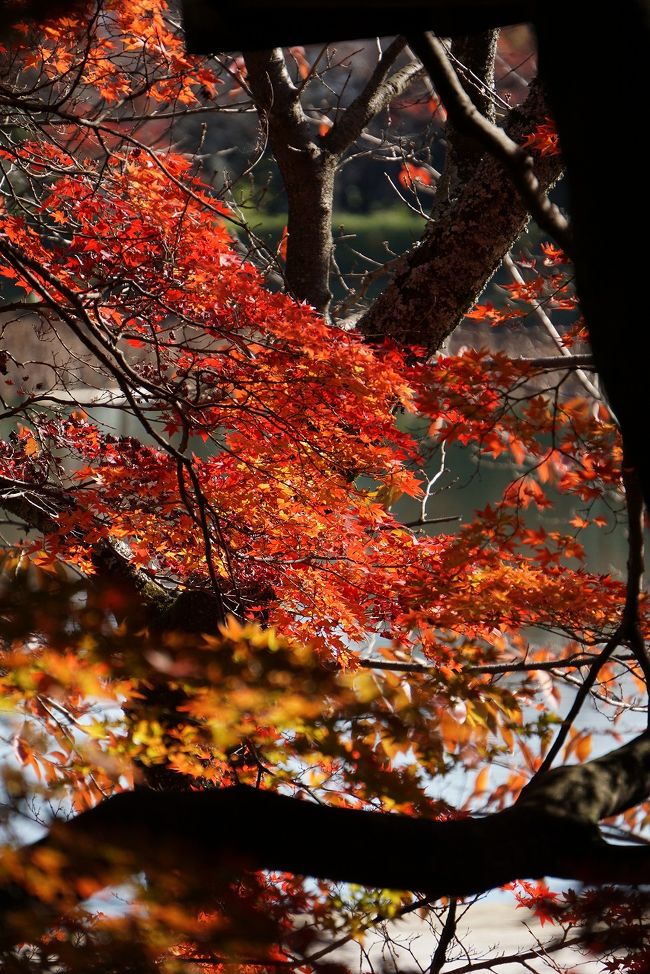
xmin=358 ymin=79 xmax=562 ymax=351
xmin=244 ymin=49 xmax=336 ymax=314
xmin=282 ymin=149 xmax=338 ymax=315
xmin=3 ymin=732 xmax=650 ymax=948
xmin=441 ymin=31 xmax=498 ymax=193
xmin=244 ymin=45 xmax=422 ymax=315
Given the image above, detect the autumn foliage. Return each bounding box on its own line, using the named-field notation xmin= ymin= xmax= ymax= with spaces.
xmin=0 ymin=4 xmax=648 ymax=973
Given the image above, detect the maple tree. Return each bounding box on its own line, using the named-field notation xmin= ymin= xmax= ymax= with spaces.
xmin=0 ymin=3 xmax=649 ymax=972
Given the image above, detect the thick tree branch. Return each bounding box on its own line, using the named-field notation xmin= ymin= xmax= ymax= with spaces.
xmin=430 ymin=898 xmax=457 ymax=974
xmin=326 ymin=39 xmax=424 ymax=153
xmin=242 ymin=49 xmax=307 ymax=139
xmin=243 ymin=40 xmax=420 ymax=314
xmin=406 ymin=33 xmax=570 ymax=250
xmin=358 ymin=78 xmax=562 ymax=351
xmin=0 ymin=474 xmax=170 ymax=607
xmin=244 ymin=49 xmax=337 ymax=313
xmin=519 ymin=731 xmax=650 ymax=822
xmin=520 ymin=354 xmax=594 ymax=369
xmin=450 ymin=33 xmax=498 ymax=124
xmin=3 ymin=733 xmax=650 ymax=948
xmin=437 ymin=30 xmax=498 ymax=197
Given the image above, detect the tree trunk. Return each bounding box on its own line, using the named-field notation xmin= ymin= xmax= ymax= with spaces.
xmin=536 ymin=0 xmax=650 ymax=511
xmin=244 ymin=49 xmax=336 ymax=315
xmin=359 ymin=80 xmax=562 ymax=352
xmin=282 ymin=148 xmax=337 ymax=314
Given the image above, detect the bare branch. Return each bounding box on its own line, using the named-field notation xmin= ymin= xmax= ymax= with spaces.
xmin=244 ymin=49 xmax=336 ymax=312
xmin=503 ymin=253 xmax=600 ymax=398
xmin=534 ymin=628 xmax=624 ymax=777
xmin=326 ymin=38 xmax=424 ymax=153
xmin=449 ymin=934 xmax=588 ymax=974
xmin=358 ymin=652 xmax=631 ymax=677
xmin=430 ymin=898 xmax=457 ymax=974
xmin=520 ymin=354 xmax=594 ymax=370
xmin=536 ymin=448 xmax=648 ymax=776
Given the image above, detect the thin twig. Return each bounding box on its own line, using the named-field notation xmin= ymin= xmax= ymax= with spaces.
xmin=448 ymin=934 xmax=587 ymax=974
xmin=503 ymin=253 xmax=600 ymax=399
xmin=303 ymin=895 xmax=433 ymax=965
xmin=327 ymin=38 xmax=424 ymax=153
xmin=430 ymin=897 xmax=457 ymax=974
xmin=536 ymin=448 xmax=650 ymax=774
xmin=535 ymin=627 xmax=623 ymax=777
xmin=379 ymin=514 xmax=461 ymax=531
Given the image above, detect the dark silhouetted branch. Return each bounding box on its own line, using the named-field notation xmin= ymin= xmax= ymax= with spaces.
xmin=3 ymin=733 xmax=650 ymax=948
